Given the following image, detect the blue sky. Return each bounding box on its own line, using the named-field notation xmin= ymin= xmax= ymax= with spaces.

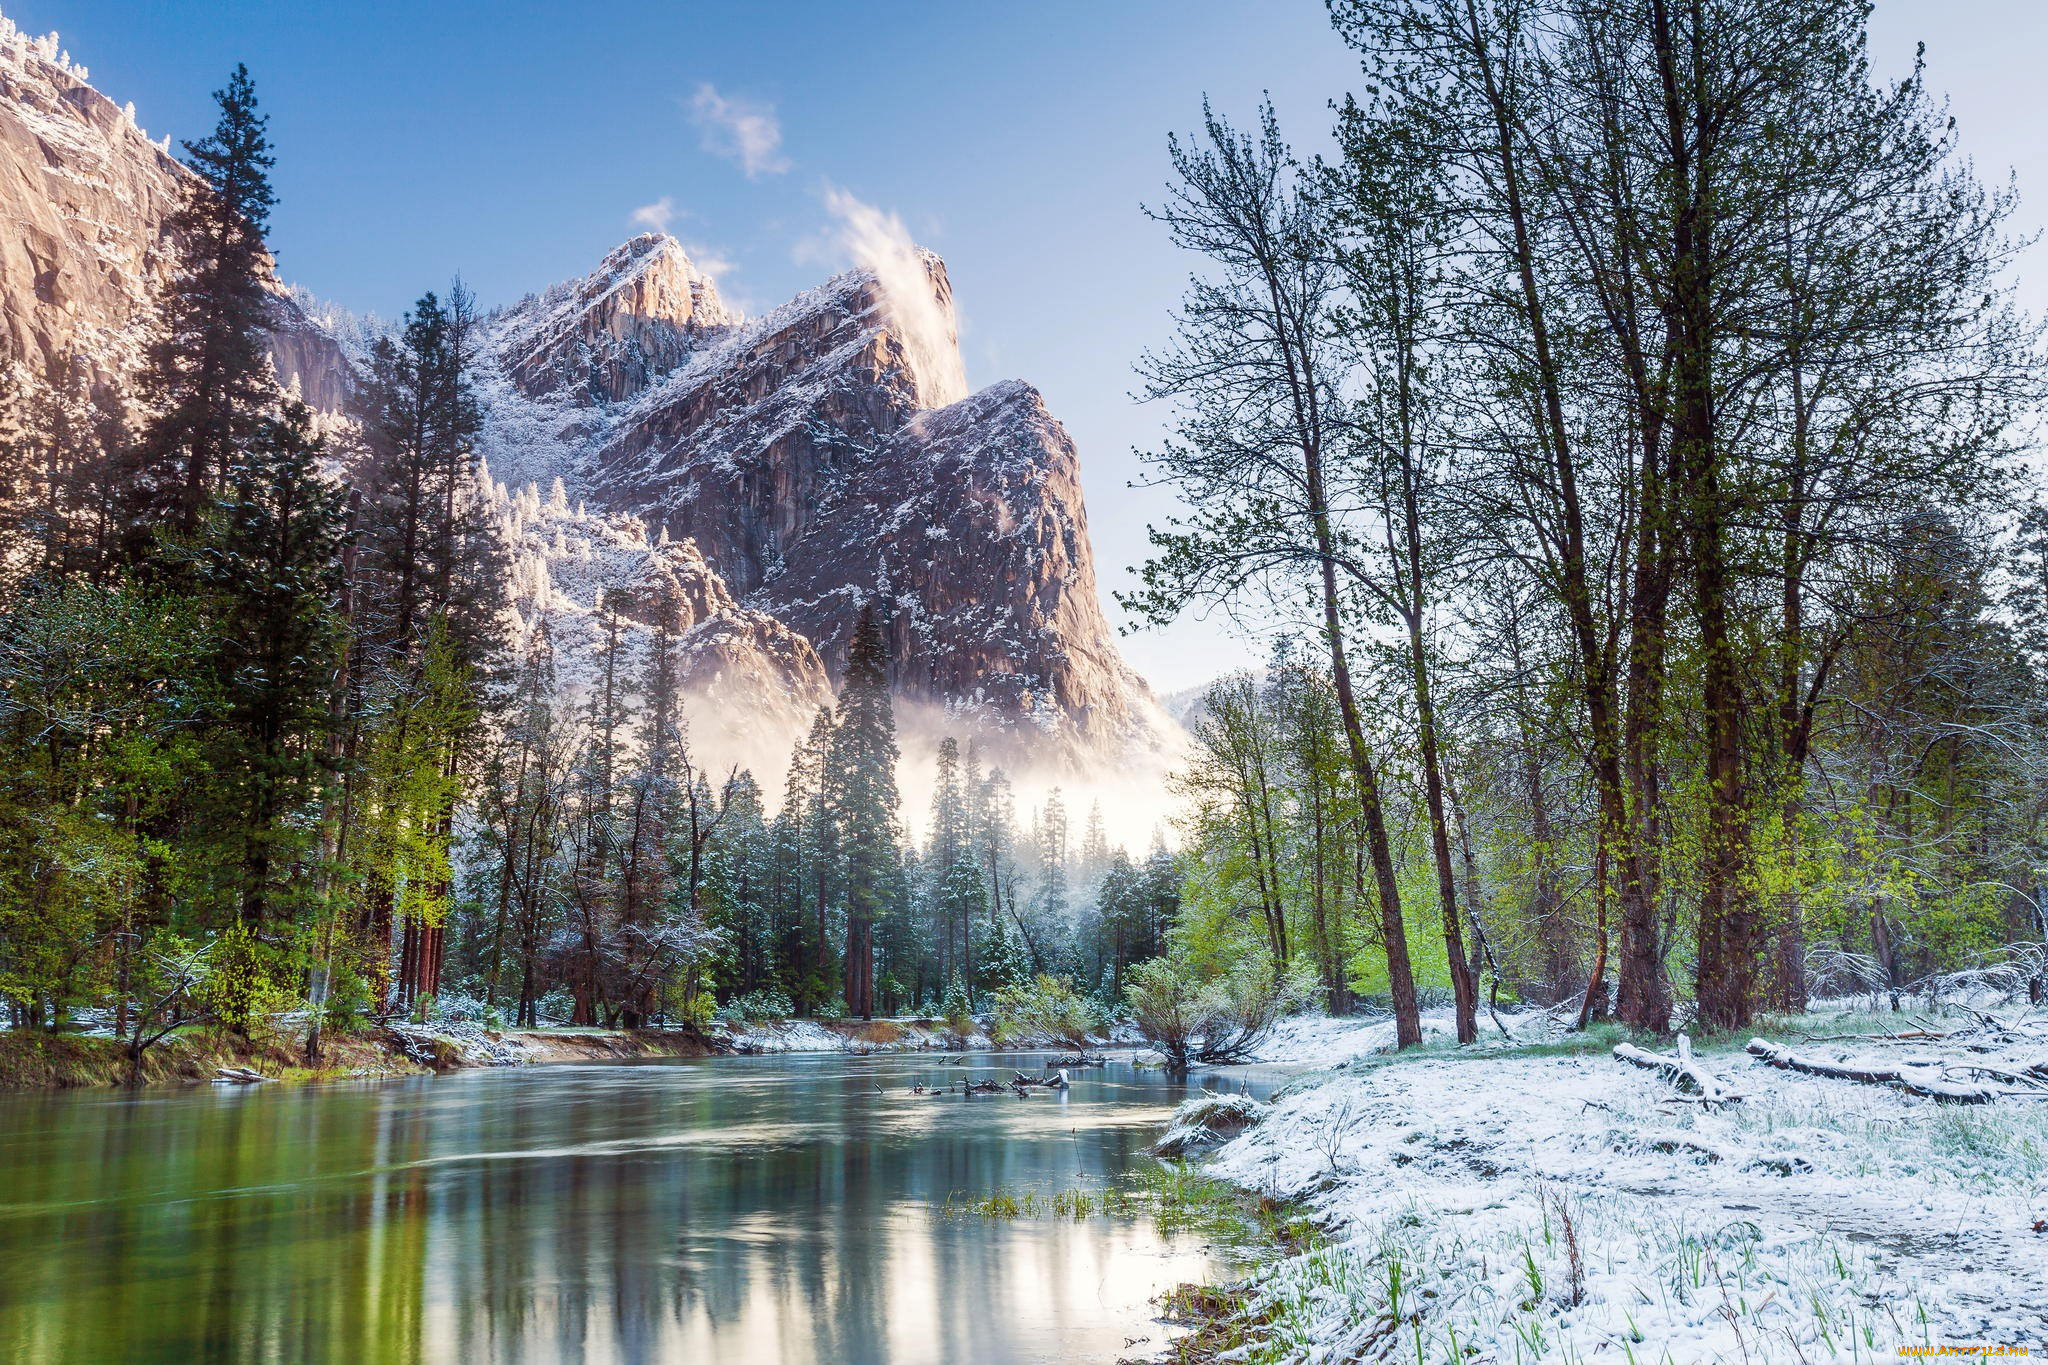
xmin=14 ymin=0 xmax=2047 ymax=690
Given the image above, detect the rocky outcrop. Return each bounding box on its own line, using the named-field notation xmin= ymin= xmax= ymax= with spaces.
xmin=752 ymin=380 xmax=1149 ymax=756
xmin=264 ymin=292 xmax=351 ymax=410
xmin=0 ymin=22 xmax=180 ymax=375
xmin=492 ymin=479 xmax=833 ymax=766
xmin=495 ymin=234 xmax=735 ymax=406
xmin=579 ymin=263 xmax=936 ymax=596
xmin=0 ymin=16 xmax=344 ymax=402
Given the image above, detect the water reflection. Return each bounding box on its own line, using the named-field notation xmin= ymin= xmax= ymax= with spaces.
xmin=0 ymin=1052 xmax=1258 ymax=1364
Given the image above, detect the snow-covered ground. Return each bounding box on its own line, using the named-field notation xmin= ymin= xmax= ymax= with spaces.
xmin=712 ymin=1016 xmax=992 ymax=1054
xmin=1192 ymin=1005 xmax=2048 ymax=1361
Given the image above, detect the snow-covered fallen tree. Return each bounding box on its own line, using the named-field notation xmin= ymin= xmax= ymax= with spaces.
xmin=1612 ymin=1034 xmax=1741 ymax=1105
xmin=1745 ymin=1037 xmax=2004 ymax=1103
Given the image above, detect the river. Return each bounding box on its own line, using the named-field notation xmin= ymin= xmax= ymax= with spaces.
xmin=0 ymin=1049 xmax=1261 ymax=1364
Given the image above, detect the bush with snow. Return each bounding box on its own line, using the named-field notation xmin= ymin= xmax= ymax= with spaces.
xmin=989 ymin=974 xmax=1100 ymax=1049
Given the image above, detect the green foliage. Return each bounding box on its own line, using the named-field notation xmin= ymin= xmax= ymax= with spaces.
xmin=1124 ymin=952 xmax=1213 ymax=1071
xmin=354 ymin=625 xmax=474 ymax=941
xmin=0 ymin=580 xmax=205 ymax=1026
xmin=939 ymin=974 xmax=974 ymax=1031
xmin=1124 ymin=946 xmax=1314 ymax=1069
xmin=320 ymin=962 xmax=373 ymax=1035
xmin=665 ymin=988 xmax=717 ymax=1030
xmin=989 ymin=973 xmax=1100 ymax=1048
xmin=196 ymin=925 xmax=291 ymax=1037
xmin=718 ymin=988 xmax=793 ymax=1023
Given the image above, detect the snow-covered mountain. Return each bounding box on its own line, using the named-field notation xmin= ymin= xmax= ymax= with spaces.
xmin=0 ymin=12 xmax=1180 ymax=783
xmin=479 ymin=234 xmax=1176 ymax=772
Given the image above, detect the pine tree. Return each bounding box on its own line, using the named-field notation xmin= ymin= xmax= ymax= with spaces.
xmin=195 ymin=400 xmax=347 ymax=931
xmin=352 ymin=286 xmax=503 ymax=671
xmin=971 ymin=762 xmax=1023 ymax=972
xmin=135 ymin=64 xmax=278 ymax=540
xmin=777 ymin=706 xmax=838 ymax=1010
xmin=830 ymin=602 xmax=901 ymax=1019
xmin=926 ymin=736 xmax=987 ymax=996
xmin=1037 ymin=787 xmax=1070 ymax=922
xmin=704 ymin=771 xmax=773 ymax=997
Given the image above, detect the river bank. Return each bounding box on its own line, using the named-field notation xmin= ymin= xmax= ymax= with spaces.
xmin=1165 ymin=1002 xmax=2048 ymax=1362
xmin=0 ymin=1013 xmax=1011 ymax=1090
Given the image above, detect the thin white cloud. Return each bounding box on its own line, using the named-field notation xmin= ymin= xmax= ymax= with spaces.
xmin=682 ymin=240 xmax=737 ymax=282
xmin=631 ymin=196 xmax=677 ymax=233
xmin=689 ymin=83 xmax=789 ymax=179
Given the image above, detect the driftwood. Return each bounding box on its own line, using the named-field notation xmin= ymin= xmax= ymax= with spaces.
xmin=212 ymin=1066 xmax=272 ymax=1085
xmin=1746 ymin=1038 xmax=1998 ymax=1104
xmin=1010 ymin=1067 xmax=1072 ymax=1089
xmin=1613 ymin=1035 xmax=1741 ymax=1106
xmin=913 ymin=1077 xmax=1024 ymax=1098
xmin=1047 ymin=1054 xmax=1107 ymax=1069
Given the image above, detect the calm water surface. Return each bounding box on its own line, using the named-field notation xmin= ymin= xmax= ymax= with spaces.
xmin=0 ymin=1050 xmax=1263 ymax=1364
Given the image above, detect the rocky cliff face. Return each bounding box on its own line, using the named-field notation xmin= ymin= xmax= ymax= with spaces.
xmin=494 ymin=234 xmax=735 ymax=406
xmin=751 ymin=378 xmax=1145 ymax=755
xmin=484 ymin=239 xmax=1172 ymax=769
xmin=0 ymin=16 xmax=345 ymax=401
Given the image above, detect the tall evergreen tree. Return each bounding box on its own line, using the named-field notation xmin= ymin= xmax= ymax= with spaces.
xmin=196 ymin=400 xmax=347 ymax=930
xmin=830 ymin=602 xmax=901 ymax=1019
xmin=347 ymin=284 xmax=504 ymax=1008
xmin=926 ymin=736 xmax=986 ymax=995
xmin=135 ymin=64 xmax=278 ymax=540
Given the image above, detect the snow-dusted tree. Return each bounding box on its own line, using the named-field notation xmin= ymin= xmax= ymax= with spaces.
xmin=830 ymin=602 xmax=902 ymax=1020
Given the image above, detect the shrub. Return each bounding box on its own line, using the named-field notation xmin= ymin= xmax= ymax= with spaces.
xmin=195 ymin=925 xmax=291 ymax=1038
xmin=716 ymin=988 xmax=794 ymax=1024
xmin=1123 ymin=949 xmax=1314 ymax=1070
xmin=1124 ymin=953 xmax=1213 ymax=1071
xmin=989 ymin=974 xmax=1100 ymax=1048
xmin=430 ymin=993 xmax=505 ymax=1031
xmin=666 ymin=988 xmax=716 ymax=1029
xmin=939 ymin=974 xmax=974 ymax=1033
xmin=321 ymin=963 xmax=372 ymax=1035
xmin=1198 ymin=956 xmax=1315 ymax=1062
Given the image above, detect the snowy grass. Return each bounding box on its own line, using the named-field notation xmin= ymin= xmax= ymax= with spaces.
xmin=1186 ymin=1006 xmax=2048 ymax=1362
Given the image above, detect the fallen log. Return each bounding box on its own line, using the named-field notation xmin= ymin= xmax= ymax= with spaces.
xmin=1746 ymin=1038 xmax=1998 ymax=1104
xmin=1011 ymin=1067 xmax=1073 ymax=1089
xmin=1047 ymin=1054 xmax=1107 ymax=1068
xmin=212 ymin=1066 xmax=271 ymax=1085
xmin=1612 ymin=1035 xmax=1741 ymax=1106
xmin=1943 ymin=1061 xmax=2048 ymax=1090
